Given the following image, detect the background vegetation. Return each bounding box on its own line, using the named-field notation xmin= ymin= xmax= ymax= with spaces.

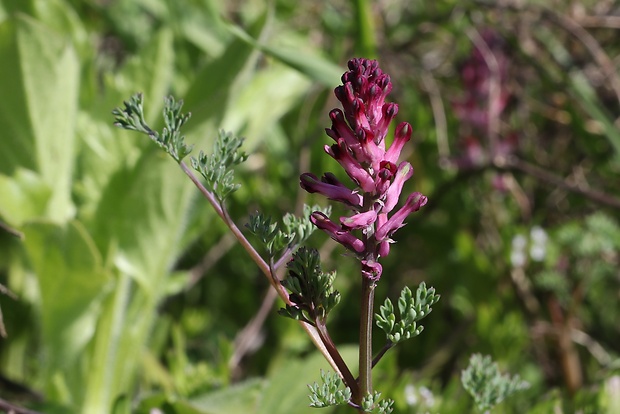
xmin=0 ymin=0 xmax=619 ymax=413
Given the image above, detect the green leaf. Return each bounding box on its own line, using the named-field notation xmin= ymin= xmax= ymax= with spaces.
xmin=280 ymin=247 xmax=341 ymax=322
xmin=81 ymin=150 xmax=197 ymax=412
xmin=225 ymin=21 xmax=342 ymax=87
xmin=188 ymin=378 xmax=264 ymax=414
xmin=219 ymin=64 xmax=311 ymax=148
xmin=0 ymin=168 xmax=51 ymax=226
xmin=0 ymin=14 xmax=79 ymax=223
xmin=182 ymin=11 xmax=265 ymax=130
xmin=22 ymin=220 xmax=110 ymax=392
xmin=375 ymin=283 xmax=439 ymax=344
xmin=569 ymin=70 xmax=620 ymax=159
xmin=257 ymin=346 xmax=358 ymax=414
xmin=461 ymin=354 xmax=529 ymax=412
xmin=190 ymin=129 xmax=248 ymax=201
xmin=307 ymin=370 xmax=352 ymax=408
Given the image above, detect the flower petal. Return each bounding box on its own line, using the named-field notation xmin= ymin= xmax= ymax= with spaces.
xmin=300 ymin=173 xmax=362 ymax=208
xmin=361 ymin=260 xmax=383 ymax=281
xmin=385 ymin=122 xmax=412 ymax=164
xmin=376 ymin=192 xmax=427 ymax=241
xmin=340 ymin=209 xmax=378 ymax=229
xmin=310 ymin=212 xmax=365 ymax=253
xmin=383 ymin=161 xmax=414 ymax=213
xmin=325 ymin=139 xmax=375 ymax=193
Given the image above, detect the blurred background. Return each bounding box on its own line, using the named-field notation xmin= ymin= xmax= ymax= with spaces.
xmin=0 ymin=0 xmax=619 ymax=412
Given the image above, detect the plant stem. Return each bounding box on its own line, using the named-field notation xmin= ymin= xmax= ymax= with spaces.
xmin=177 ymin=162 xmax=343 ymax=379
xmin=0 ymin=398 xmax=43 ymax=414
xmin=315 ymin=321 xmax=360 ymax=402
xmin=371 ymin=341 xmax=394 ymax=369
xmin=358 ymin=276 xmax=375 ymax=400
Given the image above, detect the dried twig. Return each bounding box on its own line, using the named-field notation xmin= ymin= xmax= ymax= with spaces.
xmin=0 ymin=221 xmax=24 ymax=240
xmin=0 ymin=398 xmax=43 ymax=414
xmin=420 ymin=71 xmax=450 ymax=160
xmin=496 ymin=155 xmax=620 ymax=210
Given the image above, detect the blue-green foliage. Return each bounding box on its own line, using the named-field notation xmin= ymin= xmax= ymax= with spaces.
xmin=279 ymin=247 xmax=341 ymax=323
xmin=375 ymin=283 xmax=439 ymax=344
xmin=307 ymin=370 xmax=352 ymax=408
xmin=246 ymin=204 xmax=330 ymax=258
xmin=191 ymin=130 xmax=249 ymax=202
xmin=113 ymin=94 xmax=193 ymax=163
xmin=462 ymin=354 xmax=529 ymax=412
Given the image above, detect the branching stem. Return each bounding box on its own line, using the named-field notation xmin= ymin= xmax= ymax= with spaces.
xmin=177 ymin=162 xmax=344 ymax=380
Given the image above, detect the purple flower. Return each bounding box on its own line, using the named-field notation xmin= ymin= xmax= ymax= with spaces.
xmin=310 ymin=212 xmax=365 ymax=253
xmin=325 ymin=140 xmax=375 ymax=193
xmin=301 ymin=58 xmax=427 ymax=280
xmin=340 ymin=209 xmax=378 ymax=230
xmin=383 ymin=162 xmax=413 ymax=213
xmin=375 ymin=192 xmax=427 ymax=241
xmin=361 ymin=260 xmax=383 ymax=281
xmin=300 ymin=172 xmax=362 ymax=208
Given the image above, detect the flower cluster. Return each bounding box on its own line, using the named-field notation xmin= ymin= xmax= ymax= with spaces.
xmin=452 ymin=29 xmax=517 ymax=175
xmin=301 ymin=58 xmax=427 ymax=281
xmin=453 ymin=29 xmax=510 ymax=130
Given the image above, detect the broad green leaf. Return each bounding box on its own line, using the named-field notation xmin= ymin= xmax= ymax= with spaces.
xmin=569 ymin=70 xmax=620 ymax=158
xmin=225 ymin=21 xmax=342 ymax=88
xmin=182 ymin=9 xmax=268 ymax=130
xmin=0 ymin=14 xmax=79 ymax=223
xmin=188 ymin=378 xmax=264 ymax=414
xmin=97 ymin=27 xmax=175 ymax=124
xmin=30 ymin=0 xmax=89 ymax=57
xmin=138 ymin=393 xmax=217 ymax=414
xmin=257 ymin=346 xmax=358 ymax=414
xmin=351 ymin=0 xmax=377 ymax=59
xmin=22 ymin=220 xmax=110 ymax=397
xmin=221 ymin=64 xmax=310 ymax=150
xmin=76 ymin=28 xmax=175 ymax=215
xmin=82 ymin=152 xmax=197 ymax=412
xmin=89 ymin=154 xmax=194 ymax=293
xmin=0 ymin=168 xmax=51 ymax=226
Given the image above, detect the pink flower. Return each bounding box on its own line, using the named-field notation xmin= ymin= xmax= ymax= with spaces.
xmin=384 ymin=122 xmax=412 ymax=165
xmin=340 ymin=209 xmax=378 ymax=230
xmin=301 ymin=58 xmax=427 ymax=280
xmin=325 ymin=140 xmax=375 ymax=193
xmin=300 ymin=173 xmax=362 ymax=208
xmin=310 ymin=212 xmax=365 ymax=253
xmin=361 ymin=260 xmax=383 ymax=281
xmin=376 ymin=193 xmax=427 ymax=241
xmin=383 ymin=162 xmax=414 ymax=213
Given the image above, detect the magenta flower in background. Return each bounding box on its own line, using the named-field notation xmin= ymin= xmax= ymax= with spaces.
xmin=451 ymin=29 xmax=519 ymax=193
xmin=301 ymin=58 xmax=427 ymax=281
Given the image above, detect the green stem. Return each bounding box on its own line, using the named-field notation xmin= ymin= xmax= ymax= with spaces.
xmin=359 ymin=276 xmax=375 ymax=400
xmin=353 ymin=0 xmax=377 ymax=59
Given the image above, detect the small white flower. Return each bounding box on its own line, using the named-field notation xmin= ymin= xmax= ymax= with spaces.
xmin=404 ymin=384 xmax=418 ymax=406
xmin=511 ymin=234 xmax=527 ymax=250
xmin=419 ymin=386 xmax=436 ymax=407
xmin=510 ymin=249 xmax=526 ymax=267
xmin=530 ymin=226 xmax=548 ymax=244
xmin=529 ymin=226 xmax=548 ymax=261
xmin=530 ymin=244 xmax=546 ymax=261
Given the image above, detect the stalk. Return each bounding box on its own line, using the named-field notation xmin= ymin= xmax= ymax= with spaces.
xmin=358 ymin=275 xmax=375 ymax=399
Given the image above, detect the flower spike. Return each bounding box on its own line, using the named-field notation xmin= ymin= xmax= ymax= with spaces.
xmin=301 ymin=58 xmax=427 ymax=280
